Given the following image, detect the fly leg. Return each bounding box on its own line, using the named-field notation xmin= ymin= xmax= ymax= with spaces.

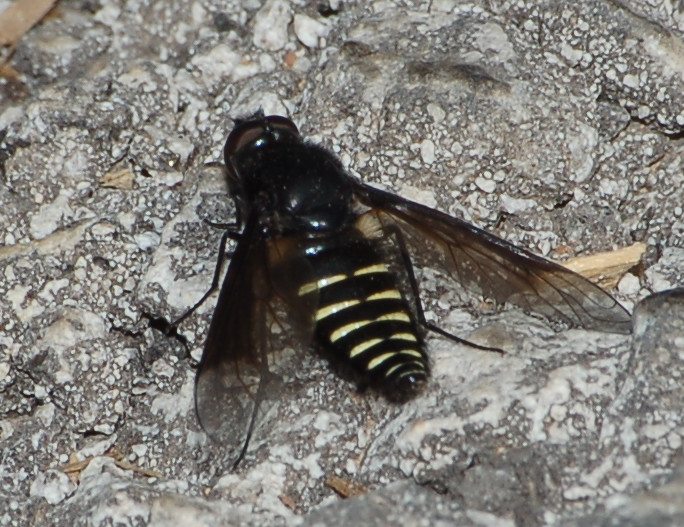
xmin=170 ymin=226 xmax=241 ymax=327
xmin=385 ymin=225 xmax=505 ymax=356
xmin=145 ymin=226 xmax=241 ymax=350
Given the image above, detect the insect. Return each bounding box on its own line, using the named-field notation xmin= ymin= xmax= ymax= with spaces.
xmin=165 ymin=112 xmax=631 ymax=468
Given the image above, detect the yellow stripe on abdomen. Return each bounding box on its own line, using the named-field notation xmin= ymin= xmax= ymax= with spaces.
xmin=298 ymin=273 xmax=348 ymax=296
xmin=376 ymin=311 xmax=411 ymax=323
xmin=367 ymin=290 xmax=402 ymax=301
xmin=367 ymin=352 xmax=396 ymax=370
xmin=315 ymin=299 xmax=360 ymax=321
xmin=304 ymin=255 xmax=427 ymax=384
xmin=328 ymin=312 xmax=410 ymax=343
xmin=390 ymin=332 xmax=417 ymax=342
xmin=384 ymin=360 xmax=424 ymax=378
xmin=350 ymin=338 xmax=383 ymax=358
xmin=353 ymin=263 xmax=389 ymax=276
xmin=330 ymin=320 xmax=373 ymax=342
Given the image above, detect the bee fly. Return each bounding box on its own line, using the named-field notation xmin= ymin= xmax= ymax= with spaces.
xmin=162 ymin=112 xmax=631 ymax=468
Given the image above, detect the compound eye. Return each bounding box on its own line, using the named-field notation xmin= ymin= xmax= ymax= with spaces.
xmin=225 ymin=122 xmax=265 ymax=158
xmin=225 ymin=115 xmax=301 ymax=158
xmin=266 ymin=115 xmax=300 ymax=136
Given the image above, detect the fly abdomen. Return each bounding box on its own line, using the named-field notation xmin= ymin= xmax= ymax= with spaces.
xmin=298 ymin=235 xmax=429 ymax=399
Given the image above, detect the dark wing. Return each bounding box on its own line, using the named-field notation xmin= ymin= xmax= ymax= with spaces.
xmin=355 ymin=183 xmax=632 ymax=334
xmin=194 ymin=213 xmax=271 ymax=456
xmin=195 ymin=214 xmax=318 ymax=466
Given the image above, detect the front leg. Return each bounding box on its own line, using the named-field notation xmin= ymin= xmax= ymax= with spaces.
xmin=146 ymin=225 xmax=241 ymax=347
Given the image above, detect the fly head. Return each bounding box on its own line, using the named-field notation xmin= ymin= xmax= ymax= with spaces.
xmin=224 ymin=114 xmax=355 ymax=236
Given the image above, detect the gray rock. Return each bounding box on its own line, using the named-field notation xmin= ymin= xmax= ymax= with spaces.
xmin=0 ymin=0 xmax=682 ymax=526
xmin=563 ymin=288 xmax=684 ymax=526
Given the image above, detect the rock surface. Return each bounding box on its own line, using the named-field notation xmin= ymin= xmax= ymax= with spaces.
xmin=1 ymin=0 xmax=682 ymax=526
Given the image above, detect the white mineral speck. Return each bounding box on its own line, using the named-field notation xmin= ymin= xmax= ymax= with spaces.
xmin=93 ymin=3 xmax=120 ymax=25
xmin=134 ymin=232 xmax=161 ymax=251
xmin=29 ymin=470 xmax=76 ymax=505
xmin=91 ymin=222 xmax=117 ymax=237
xmin=399 ymin=457 xmax=416 ymax=476
xmin=131 ymin=444 xmax=148 ymax=457
xmin=523 ymin=19 xmax=536 ymax=31
xmin=400 ymin=185 xmax=437 ymax=208
xmin=560 ymin=43 xmax=583 ymax=65
xmin=637 ymin=105 xmax=651 ymax=119
xmin=29 ymin=191 xmax=74 ymax=239
xmin=426 ymin=103 xmax=446 ymax=123
xmin=623 ymin=73 xmax=639 ymax=88
xmin=567 ymin=123 xmax=598 ymax=182
xmin=232 ymin=60 xmax=261 ymax=82
xmin=94 ymin=423 xmax=115 ymax=435
xmin=473 ymin=22 xmax=516 ymax=61
xmin=152 ymin=359 xmax=175 ymax=378
xmin=191 ymin=2 xmax=206 ymax=24
xmin=0 ymin=362 xmax=11 ymax=382
xmin=617 ymin=273 xmax=640 ymax=295
xmin=419 ymin=139 xmax=436 ymax=164
xmin=191 ymin=44 xmax=240 ymax=82
xmin=253 ymin=0 xmax=292 ymax=51
xmin=167 ymin=138 xmax=194 ymax=165
xmin=313 ymin=411 xmax=333 ymax=431
xmin=39 ymin=278 xmax=68 ymax=301
xmin=8 ymin=284 xmax=44 ymax=323
xmin=599 ymin=178 xmax=618 ymax=196
xmin=118 ymin=67 xmax=156 ymax=91
xmin=259 ymin=53 xmax=277 ymax=71
xmin=431 ymin=0 xmax=457 ymax=11
xmin=159 ymin=171 xmax=184 ymax=187
xmin=564 ymin=486 xmax=595 ymax=501
xmin=475 ymin=176 xmax=496 ymax=193
xmin=293 ymin=14 xmax=329 ymax=48
xmin=345 ymin=458 xmax=357 ymax=474
xmin=0 ymin=105 xmax=24 ymax=129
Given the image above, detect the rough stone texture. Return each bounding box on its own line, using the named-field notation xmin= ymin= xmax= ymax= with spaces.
xmin=0 ymin=0 xmax=682 ymax=526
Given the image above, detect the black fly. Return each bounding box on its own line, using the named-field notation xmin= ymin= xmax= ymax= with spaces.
xmin=161 ymin=113 xmax=631 ymax=468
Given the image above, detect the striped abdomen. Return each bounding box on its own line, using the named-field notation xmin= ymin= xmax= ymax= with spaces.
xmin=297 ymin=234 xmax=428 ymax=399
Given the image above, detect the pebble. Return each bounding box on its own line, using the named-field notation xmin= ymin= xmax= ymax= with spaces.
xmin=475 ymin=176 xmax=496 ymax=193
xmin=618 ymin=273 xmax=641 ymax=295
xmin=293 ymin=14 xmax=329 ymax=48
xmin=419 ymin=139 xmax=436 ymax=164
xmin=253 ymin=0 xmax=292 ymax=51
xmin=29 ymin=470 xmax=76 ymax=505
xmin=134 ymin=232 xmax=161 ymax=251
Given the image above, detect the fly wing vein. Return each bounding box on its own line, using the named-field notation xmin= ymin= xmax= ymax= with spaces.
xmin=356 ymin=184 xmax=631 ymax=334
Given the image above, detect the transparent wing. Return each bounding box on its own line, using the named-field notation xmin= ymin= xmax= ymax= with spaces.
xmin=195 ymin=215 xmax=318 ymax=465
xmin=355 ymin=183 xmax=631 ymax=334
xmin=194 ymin=214 xmax=272 ymax=453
